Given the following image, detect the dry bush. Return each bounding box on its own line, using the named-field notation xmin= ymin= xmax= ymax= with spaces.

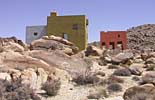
xmin=72 ymin=69 xmax=100 ymax=85
xmin=87 ymin=89 xmax=108 ymax=99
xmin=42 ymin=78 xmax=61 ymax=96
xmin=0 ymin=78 xmax=40 ymax=100
xmin=106 ymin=75 xmax=124 ymax=84
xmin=113 ymin=68 xmax=131 ymax=76
xmin=107 ymin=83 xmax=122 ymax=92
xmin=132 ymin=76 xmax=140 ymax=81
xmin=108 ymin=65 xmax=119 ymax=69
xmin=146 ymin=64 xmax=155 ymax=71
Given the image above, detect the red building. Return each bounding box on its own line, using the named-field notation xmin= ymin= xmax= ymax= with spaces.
xmin=100 ymin=31 xmax=127 ymax=50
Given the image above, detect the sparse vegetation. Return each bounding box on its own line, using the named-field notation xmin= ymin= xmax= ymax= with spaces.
xmin=146 ymin=64 xmax=155 ymax=71
xmin=42 ymin=78 xmax=61 ymax=96
xmin=72 ymin=69 xmax=99 ymax=85
xmin=108 ymin=64 xmax=119 ymax=69
xmin=107 ymin=83 xmax=122 ymax=92
xmin=106 ymin=75 xmax=124 ymax=84
xmin=132 ymin=76 xmax=140 ymax=81
xmin=0 ymin=79 xmax=40 ymax=100
xmin=87 ymin=89 xmax=108 ymax=99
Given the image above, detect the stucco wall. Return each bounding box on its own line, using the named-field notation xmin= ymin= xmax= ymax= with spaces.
xmin=100 ymin=31 xmax=127 ymax=50
xmin=47 ymin=12 xmax=88 ymax=50
xmin=26 ymin=25 xmax=46 ymax=44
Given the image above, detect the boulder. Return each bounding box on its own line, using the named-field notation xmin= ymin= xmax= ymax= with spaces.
xmin=20 ymin=68 xmax=48 ymax=89
xmin=63 ymin=47 xmax=74 ymax=56
xmin=85 ymin=45 xmax=103 ymax=56
xmin=30 ymin=35 xmax=78 ymax=55
xmin=111 ymin=52 xmax=134 ymax=64
xmin=128 ymin=63 xmax=144 ymax=75
xmin=30 ymin=38 xmax=64 ymax=50
xmin=3 ymin=42 xmax=24 ymax=52
xmin=48 ymin=35 xmax=74 ymax=46
xmin=0 ymin=73 xmax=11 ymax=81
xmin=123 ymin=84 xmax=155 ymax=100
xmin=20 ymin=68 xmax=38 ymax=89
xmin=28 ymin=50 xmax=89 ymax=75
xmin=142 ymin=71 xmax=155 ymax=84
xmin=113 ymin=68 xmax=131 ymax=76
xmin=36 ymin=68 xmax=48 ymax=89
xmin=0 ymin=51 xmax=55 ymax=72
xmin=146 ymin=57 xmax=155 ymax=64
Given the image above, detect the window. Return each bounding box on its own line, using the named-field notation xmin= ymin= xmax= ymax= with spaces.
xmin=33 ymin=32 xmax=38 ymax=36
xmin=109 ymin=42 xmax=115 ymax=49
xmin=118 ymin=34 xmax=120 ymax=38
xmin=62 ymin=33 xmax=68 ymax=40
xmin=117 ymin=41 xmax=123 ymax=50
xmin=102 ymin=42 xmax=106 ymax=49
xmin=72 ymin=24 xmax=78 ymax=30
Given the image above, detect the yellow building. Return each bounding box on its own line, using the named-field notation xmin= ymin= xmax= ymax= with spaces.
xmin=47 ymin=12 xmax=88 ymax=50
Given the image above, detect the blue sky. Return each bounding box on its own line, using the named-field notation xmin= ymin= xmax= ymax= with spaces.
xmin=0 ymin=0 xmax=155 ymax=42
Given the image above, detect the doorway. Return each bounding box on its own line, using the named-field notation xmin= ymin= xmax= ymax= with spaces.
xmin=109 ymin=42 xmax=115 ymax=49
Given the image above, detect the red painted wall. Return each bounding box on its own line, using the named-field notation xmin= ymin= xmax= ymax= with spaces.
xmin=100 ymin=31 xmax=127 ymax=50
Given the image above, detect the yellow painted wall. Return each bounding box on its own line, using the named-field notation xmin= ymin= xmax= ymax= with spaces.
xmin=47 ymin=12 xmax=88 ymax=50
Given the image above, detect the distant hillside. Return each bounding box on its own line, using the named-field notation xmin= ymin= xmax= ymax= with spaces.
xmin=127 ymin=24 xmax=155 ymax=50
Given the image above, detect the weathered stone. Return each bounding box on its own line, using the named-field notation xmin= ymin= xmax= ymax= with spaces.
xmin=85 ymin=45 xmax=103 ymax=56
xmin=128 ymin=63 xmax=144 ymax=75
xmin=146 ymin=57 xmax=155 ymax=64
xmin=0 ymin=73 xmax=11 ymax=81
xmin=3 ymin=42 xmax=24 ymax=52
xmin=123 ymin=84 xmax=155 ymax=100
xmin=111 ymin=52 xmax=134 ymax=64
xmin=113 ymin=68 xmax=131 ymax=76
xmin=142 ymin=71 xmax=155 ymax=84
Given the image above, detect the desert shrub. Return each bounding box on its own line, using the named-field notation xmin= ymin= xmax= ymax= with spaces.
xmin=107 ymin=83 xmax=122 ymax=92
xmin=72 ymin=69 xmax=100 ymax=85
xmin=106 ymin=75 xmax=124 ymax=84
xmin=146 ymin=64 xmax=155 ymax=71
xmin=87 ymin=89 xmax=108 ymax=99
xmin=42 ymin=78 xmax=61 ymax=96
xmin=108 ymin=65 xmax=119 ymax=69
xmin=113 ymin=68 xmax=131 ymax=76
xmin=132 ymin=76 xmax=140 ymax=81
xmin=0 ymin=79 xmax=41 ymax=100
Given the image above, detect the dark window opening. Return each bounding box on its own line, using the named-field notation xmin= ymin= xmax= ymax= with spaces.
xmin=117 ymin=41 xmax=123 ymax=50
xmin=34 ymin=32 xmax=38 ymax=36
xmin=102 ymin=42 xmax=106 ymax=49
xmin=72 ymin=24 xmax=78 ymax=30
xmin=86 ymin=19 xmax=89 ymax=26
xmin=118 ymin=34 xmax=120 ymax=38
xmin=109 ymin=42 xmax=115 ymax=49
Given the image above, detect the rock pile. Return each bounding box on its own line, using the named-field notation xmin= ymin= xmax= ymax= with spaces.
xmin=127 ymin=24 xmax=155 ymax=50
xmin=1 ymin=34 xmax=155 ymax=100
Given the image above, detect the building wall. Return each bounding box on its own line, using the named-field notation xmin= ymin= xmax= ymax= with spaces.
xmin=26 ymin=25 xmax=46 ymax=44
xmin=100 ymin=31 xmax=127 ymax=50
xmin=47 ymin=12 xmax=88 ymax=50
